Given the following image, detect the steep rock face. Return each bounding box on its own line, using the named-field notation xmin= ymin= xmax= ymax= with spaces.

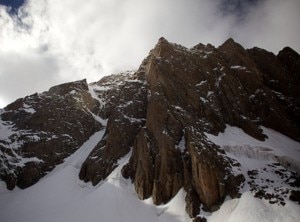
xmin=123 ymin=37 xmax=300 ymax=216
xmin=0 ymin=70 xmax=149 ymax=190
xmin=247 ymin=47 xmax=300 ymax=140
xmin=79 ymin=71 xmax=148 ymax=185
xmin=1 ymin=37 xmax=299 ymax=220
xmin=0 ymin=80 xmax=102 ymax=189
xmin=124 ymin=38 xmax=241 ymax=212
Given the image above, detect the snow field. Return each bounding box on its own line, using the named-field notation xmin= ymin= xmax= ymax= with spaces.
xmin=204 ymin=125 xmax=300 ymax=222
xmin=1 ymin=124 xmax=299 ymax=222
xmin=207 ymin=192 xmax=300 ymax=222
xmin=0 ymin=129 xmax=190 ymax=222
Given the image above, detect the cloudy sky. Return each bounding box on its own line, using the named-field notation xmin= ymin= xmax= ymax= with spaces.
xmin=0 ymin=0 xmax=299 ymax=108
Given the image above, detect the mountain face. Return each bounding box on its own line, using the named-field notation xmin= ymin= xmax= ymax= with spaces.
xmin=0 ymin=38 xmax=299 ymax=221
xmin=0 ymin=80 xmax=103 ymax=189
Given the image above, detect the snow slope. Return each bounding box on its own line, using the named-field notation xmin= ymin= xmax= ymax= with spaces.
xmin=0 ymin=129 xmax=190 ymax=222
xmin=204 ymin=125 xmax=300 ymax=222
xmin=208 ymin=192 xmax=300 ymax=222
xmin=0 ymin=125 xmax=299 ymax=222
xmin=205 ymin=125 xmax=300 ymax=173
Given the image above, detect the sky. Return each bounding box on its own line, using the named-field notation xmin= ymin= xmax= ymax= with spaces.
xmin=0 ymin=0 xmax=299 ymax=108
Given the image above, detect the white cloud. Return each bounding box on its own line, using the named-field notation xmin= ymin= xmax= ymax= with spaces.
xmin=0 ymin=0 xmax=299 ymax=108
xmin=232 ymin=0 xmax=300 ymax=53
xmin=0 ymin=51 xmax=59 ymax=99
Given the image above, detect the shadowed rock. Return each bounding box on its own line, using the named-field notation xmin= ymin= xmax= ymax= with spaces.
xmin=1 ymin=37 xmax=299 ymax=220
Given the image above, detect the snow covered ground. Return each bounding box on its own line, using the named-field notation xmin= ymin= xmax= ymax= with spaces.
xmin=0 ymin=125 xmax=299 ymax=222
xmin=208 ymin=192 xmax=300 ymax=222
xmin=205 ymin=125 xmax=300 ymax=173
xmin=0 ymin=129 xmax=190 ymax=222
xmin=204 ymin=125 xmax=300 ymax=222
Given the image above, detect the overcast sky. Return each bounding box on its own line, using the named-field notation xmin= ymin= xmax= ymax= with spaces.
xmin=0 ymin=0 xmax=299 ymax=108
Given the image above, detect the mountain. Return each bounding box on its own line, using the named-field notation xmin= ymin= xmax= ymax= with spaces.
xmin=0 ymin=38 xmax=299 ymax=222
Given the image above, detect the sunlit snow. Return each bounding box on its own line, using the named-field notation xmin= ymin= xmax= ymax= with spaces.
xmin=203 ymin=125 xmax=300 ymax=222
xmin=0 ymin=129 xmax=190 ymax=222
xmin=208 ymin=192 xmax=300 ymax=222
xmin=0 ymin=125 xmax=299 ymax=222
xmin=205 ymin=125 xmax=300 ymax=173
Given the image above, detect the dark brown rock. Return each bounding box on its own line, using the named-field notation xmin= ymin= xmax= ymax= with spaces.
xmin=185 ymin=188 xmax=201 ymax=218
xmin=289 ymin=190 xmax=300 ymax=204
xmin=193 ymin=216 xmax=207 ymax=222
xmin=123 ymin=37 xmax=300 ymax=214
xmin=79 ymin=71 xmax=148 ymax=185
xmin=124 ymin=38 xmax=244 ymax=211
xmin=1 ymin=37 xmax=300 ymax=219
xmin=0 ymin=79 xmax=102 ymax=189
xmin=247 ymin=47 xmax=300 ymax=141
xmin=131 ymin=128 xmax=157 ymax=199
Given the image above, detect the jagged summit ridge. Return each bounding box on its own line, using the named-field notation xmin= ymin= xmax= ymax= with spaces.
xmin=0 ymin=38 xmax=299 ymax=221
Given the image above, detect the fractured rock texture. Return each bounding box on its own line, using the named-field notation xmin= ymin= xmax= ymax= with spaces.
xmin=123 ymin=37 xmax=300 ymax=214
xmin=79 ymin=71 xmax=148 ymax=185
xmin=0 ymin=80 xmax=102 ymax=189
xmin=1 ymin=37 xmax=299 ymax=219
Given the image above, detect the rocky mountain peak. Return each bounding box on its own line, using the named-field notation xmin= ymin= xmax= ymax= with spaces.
xmin=0 ymin=38 xmax=299 ymax=221
xmin=278 ymin=46 xmax=300 ymax=77
xmin=48 ymin=79 xmax=88 ymax=95
xmin=219 ymin=37 xmax=242 ymax=49
xmin=278 ymin=46 xmax=300 ymax=61
xmin=123 ymin=38 xmax=300 ymax=217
